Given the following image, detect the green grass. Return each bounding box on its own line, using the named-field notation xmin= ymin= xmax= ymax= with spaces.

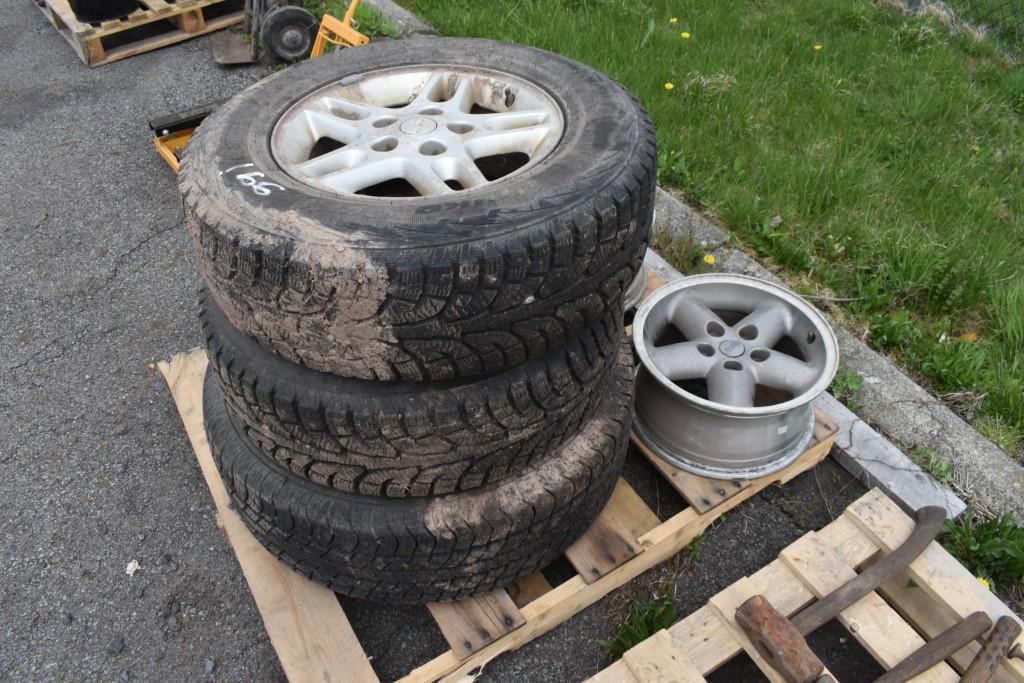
xmin=943 ymin=509 xmax=1024 ymax=590
xmin=910 ymin=444 xmax=954 ymax=484
xmin=830 ymin=364 xmax=865 ymax=413
xmin=303 ymin=0 xmax=399 ymax=39
xmin=598 ymin=593 xmax=676 ymax=659
xmin=401 ymin=0 xmax=1024 ymax=456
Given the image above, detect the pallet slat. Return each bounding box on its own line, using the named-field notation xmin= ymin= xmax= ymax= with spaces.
xmin=623 ymin=630 xmax=706 ymax=683
xmin=565 ymin=478 xmax=662 ymax=582
xmin=780 ymin=532 xmax=958 ymax=682
xmin=427 ymin=589 xmax=526 ymax=660
xmin=36 ymin=0 xmax=243 ymax=66
xmin=158 ymin=350 xmax=379 ymax=683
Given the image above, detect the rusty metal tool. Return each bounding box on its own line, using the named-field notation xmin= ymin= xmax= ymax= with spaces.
xmin=962 ymin=615 xmax=1024 ymax=683
xmin=874 ymin=611 xmax=992 ymax=683
xmin=736 ymin=505 xmax=948 ymax=682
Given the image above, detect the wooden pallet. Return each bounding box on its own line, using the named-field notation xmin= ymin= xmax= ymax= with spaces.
xmin=159 ymin=348 xmax=838 ymax=683
xmin=587 ymin=488 xmax=1024 ymax=683
xmin=35 ymin=0 xmax=244 ymax=67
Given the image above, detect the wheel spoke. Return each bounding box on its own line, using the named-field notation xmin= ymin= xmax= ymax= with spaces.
xmin=313 ymin=96 xmax=376 ymax=124
xmin=448 ymin=75 xmax=476 ymax=113
xmin=649 ymin=342 xmax=716 ymax=381
xmin=752 ymin=353 xmax=819 ymax=395
xmin=298 ymin=147 xmax=368 ymax=177
xmin=706 ymin=362 xmax=756 ymax=407
xmin=669 ymin=297 xmax=728 ymax=342
xmin=404 ymin=160 xmax=455 ymax=197
xmin=303 ymin=110 xmax=364 ymax=146
xmin=317 ymin=158 xmax=403 ymax=194
xmin=474 ymin=110 xmax=550 ymax=130
xmin=412 ymin=72 xmax=450 ymax=105
xmin=464 ymin=126 xmax=553 ymax=159
xmin=734 ymin=301 xmax=793 ymax=348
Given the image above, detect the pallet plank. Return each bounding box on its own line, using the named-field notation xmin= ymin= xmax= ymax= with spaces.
xmin=158 ymin=349 xmax=378 ymax=683
xmin=565 ymin=478 xmax=662 ymax=582
xmin=507 ymin=572 xmax=553 ymax=609
xmin=846 ymin=490 xmax=1024 ymax=681
xmin=877 ymin=569 xmax=1014 ymax=681
xmin=708 ymin=577 xmax=799 ymax=683
xmin=780 ymin=531 xmax=958 ymax=681
xmin=427 ymin=589 xmax=526 ymax=661
xmin=623 ymin=630 xmax=706 ymax=683
xmin=36 ymin=0 xmax=243 ymax=66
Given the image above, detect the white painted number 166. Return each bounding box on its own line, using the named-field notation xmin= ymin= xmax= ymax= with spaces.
xmin=224 ymin=163 xmax=285 ymax=196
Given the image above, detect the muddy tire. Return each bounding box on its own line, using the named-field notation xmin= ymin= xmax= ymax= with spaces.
xmin=201 ymin=289 xmax=623 ymax=497
xmin=181 ymin=37 xmax=655 ymax=382
xmin=203 ymin=344 xmax=634 ymax=604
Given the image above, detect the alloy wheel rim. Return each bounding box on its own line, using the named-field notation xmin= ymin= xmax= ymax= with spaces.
xmin=270 ymin=65 xmax=565 ymax=199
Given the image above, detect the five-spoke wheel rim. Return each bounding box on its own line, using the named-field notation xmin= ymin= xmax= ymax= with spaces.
xmin=632 ymin=274 xmax=838 ymax=480
xmin=271 ymin=65 xmax=565 ymax=198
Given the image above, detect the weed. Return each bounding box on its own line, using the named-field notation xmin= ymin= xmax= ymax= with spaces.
xmin=598 ymin=593 xmax=676 ymax=660
xmin=943 ymin=509 xmax=1024 ymax=590
xmin=651 ymin=228 xmax=704 ymax=274
xmin=909 ymin=444 xmax=954 ymax=485
xmin=975 ymin=415 xmax=1023 ymax=457
xmin=302 ymin=1 xmax=399 ymax=39
xmin=830 ymin=365 xmax=864 ymax=412
xmin=687 ymin=533 xmax=706 ymax=563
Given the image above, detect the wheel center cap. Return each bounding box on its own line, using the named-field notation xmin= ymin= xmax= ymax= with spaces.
xmin=399 ymin=117 xmax=438 ymax=136
xmin=719 ymin=340 xmax=746 ymax=358
xmin=281 ymin=28 xmax=305 ymax=50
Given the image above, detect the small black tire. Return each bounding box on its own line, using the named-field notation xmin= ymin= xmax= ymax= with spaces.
xmin=181 ymin=37 xmax=655 ymax=382
xmin=260 ymin=6 xmax=317 ymax=63
xmin=203 ymin=343 xmax=634 ymax=604
xmin=201 ymin=289 xmax=623 ymax=497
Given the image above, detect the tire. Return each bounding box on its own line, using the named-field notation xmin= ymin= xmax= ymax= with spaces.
xmin=260 ymin=6 xmax=317 ymax=63
xmin=201 ymin=289 xmax=623 ymax=497
xmin=203 ymin=342 xmax=634 ymax=604
xmin=180 ymin=37 xmax=655 ymax=382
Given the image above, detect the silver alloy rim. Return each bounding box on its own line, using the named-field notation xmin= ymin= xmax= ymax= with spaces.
xmin=623 ymin=268 xmax=648 ymax=311
xmin=632 ymin=274 xmax=838 ymax=479
xmin=270 ymin=66 xmax=565 ymax=198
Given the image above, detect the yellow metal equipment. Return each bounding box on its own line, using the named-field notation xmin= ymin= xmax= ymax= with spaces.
xmin=154 ymin=1 xmax=368 ymax=173
xmin=311 ymin=0 xmax=370 ymax=57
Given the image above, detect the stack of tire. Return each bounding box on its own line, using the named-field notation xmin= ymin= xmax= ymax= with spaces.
xmin=180 ymin=38 xmax=656 ymax=604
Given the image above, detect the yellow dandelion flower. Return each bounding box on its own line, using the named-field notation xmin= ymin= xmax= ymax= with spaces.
xmin=669 ymin=17 xmax=678 ymax=24
xmin=977 ymin=576 xmax=991 ymax=590
xmin=681 ymin=31 xmax=691 ymax=39
xmin=814 ymin=43 xmax=823 ymax=51
xmin=664 ymin=82 xmax=675 ymax=90
xmin=703 ymin=254 xmax=716 ymax=265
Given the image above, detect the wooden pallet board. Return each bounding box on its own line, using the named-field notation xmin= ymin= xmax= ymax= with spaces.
xmin=36 ymin=0 xmax=244 ymax=66
xmin=587 ymin=489 xmax=1024 ymax=683
xmin=159 ymin=345 xmax=838 ymax=682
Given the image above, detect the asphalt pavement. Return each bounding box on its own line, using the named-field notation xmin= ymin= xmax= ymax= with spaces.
xmin=0 ymin=4 xmax=869 ymax=680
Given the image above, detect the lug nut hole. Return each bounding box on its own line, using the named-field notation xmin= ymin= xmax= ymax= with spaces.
xmin=697 ymin=343 xmax=715 ymax=357
xmin=372 ymin=117 xmax=397 ymax=128
xmin=419 ymin=107 xmax=444 ymax=115
xmin=447 ymin=122 xmax=474 ymax=134
xmin=723 ymin=360 xmax=743 ymax=371
xmin=750 ymin=349 xmax=770 ymax=362
xmin=371 ymin=137 xmax=399 ymax=152
xmin=419 ymin=141 xmax=447 ymax=156
xmin=739 ymin=325 xmax=758 ymax=340
xmin=706 ymin=321 xmax=726 ymax=338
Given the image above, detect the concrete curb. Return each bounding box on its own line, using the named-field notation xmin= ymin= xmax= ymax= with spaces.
xmin=655 ymin=187 xmax=1024 ymax=521
xmin=363 ymin=0 xmax=437 ymax=36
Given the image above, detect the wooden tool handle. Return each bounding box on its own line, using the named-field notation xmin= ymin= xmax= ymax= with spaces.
xmin=962 ymin=616 xmax=1023 ymax=683
xmin=736 ymin=595 xmax=825 ymax=683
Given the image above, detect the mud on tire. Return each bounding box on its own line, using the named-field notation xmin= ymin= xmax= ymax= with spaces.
xmin=203 ymin=342 xmax=634 ymax=604
xmin=202 ymin=289 xmax=624 ymax=497
xmin=181 ymin=37 xmax=655 ymax=382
